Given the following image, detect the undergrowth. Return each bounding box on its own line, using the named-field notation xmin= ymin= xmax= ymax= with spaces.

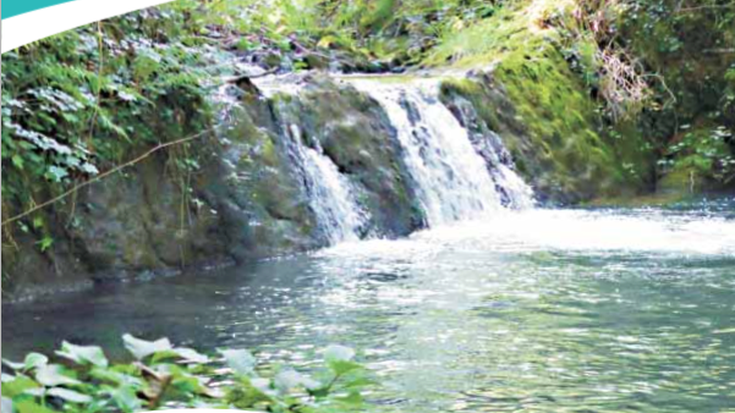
xmin=1 ymin=336 xmax=373 ymax=413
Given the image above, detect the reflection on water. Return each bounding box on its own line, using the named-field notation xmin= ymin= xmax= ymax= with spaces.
xmin=4 ymin=207 xmax=735 ymax=412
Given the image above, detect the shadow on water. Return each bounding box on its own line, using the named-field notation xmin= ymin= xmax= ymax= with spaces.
xmin=3 ymin=206 xmax=735 ymax=412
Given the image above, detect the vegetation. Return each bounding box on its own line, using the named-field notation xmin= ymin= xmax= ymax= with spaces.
xmin=1 ymin=336 xmax=373 ymax=413
xmin=2 ymin=0 xmax=732 ymax=229
xmin=1 ymin=1 xmax=734 ymax=412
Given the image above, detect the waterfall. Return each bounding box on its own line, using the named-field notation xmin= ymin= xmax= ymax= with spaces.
xmin=248 ymin=75 xmax=533 ymax=245
xmin=285 ymin=124 xmax=366 ymax=244
xmin=350 ymin=78 xmax=534 ymax=227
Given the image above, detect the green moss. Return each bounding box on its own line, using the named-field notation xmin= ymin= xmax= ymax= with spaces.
xmin=432 ymin=0 xmax=655 ymax=202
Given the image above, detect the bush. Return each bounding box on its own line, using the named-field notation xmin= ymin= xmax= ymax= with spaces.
xmin=1 ymin=335 xmax=374 ymax=413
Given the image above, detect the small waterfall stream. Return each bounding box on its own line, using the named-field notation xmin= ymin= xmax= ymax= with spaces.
xmin=350 ymin=78 xmax=533 ymax=226
xmin=260 ymin=75 xmax=535 ymax=244
xmin=285 ymin=124 xmax=366 ymax=244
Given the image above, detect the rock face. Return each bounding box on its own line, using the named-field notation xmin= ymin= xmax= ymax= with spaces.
xmin=1 ymin=74 xmax=426 ymax=300
xmin=1 ymin=70 xmax=651 ymax=301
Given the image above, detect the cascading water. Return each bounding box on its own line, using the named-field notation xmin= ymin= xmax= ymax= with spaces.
xmin=284 ymin=123 xmax=366 ymax=244
xmin=350 ymin=78 xmax=534 ymax=226
xmin=252 ymin=74 xmax=534 ymax=243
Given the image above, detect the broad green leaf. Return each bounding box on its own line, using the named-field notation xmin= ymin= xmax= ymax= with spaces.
xmin=324 ymin=345 xmax=355 ymax=362
xmin=122 ymin=334 xmax=172 ymax=360
xmin=11 ymin=154 xmax=24 ymax=170
xmin=150 ymin=350 xmax=180 ymax=364
xmin=174 ymin=347 xmax=210 ymax=364
xmin=106 ymin=386 xmax=142 ymax=413
xmin=274 ymin=369 xmax=320 ymax=392
xmin=334 ymin=390 xmax=364 ymax=407
xmin=89 ymin=367 xmax=142 ymax=387
xmin=14 ymin=400 xmax=58 ymax=413
xmin=22 ymin=387 xmax=46 ymax=397
xmin=46 ymin=166 xmax=69 ymax=182
xmin=80 ymin=163 xmax=99 ymax=175
xmin=36 ymin=236 xmax=53 ymax=252
xmin=23 ymin=353 xmax=49 ymax=371
xmin=35 ymin=365 xmax=81 ymax=387
xmin=47 ymin=387 xmax=92 ymax=404
xmin=342 ymin=375 xmax=377 ymax=389
xmin=328 ymin=360 xmax=362 ymax=376
xmin=218 ymin=349 xmax=256 ymax=376
xmin=56 ymin=341 xmax=108 ymax=367
xmin=150 ymin=347 xmax=209 ymax=364
xmin=2 ymin=359 xmax=25 ymax=371
xmin=2 ymin=375 xmax=40 ymax=398
xmin=250 ymin=377 xmax=274 ymax=395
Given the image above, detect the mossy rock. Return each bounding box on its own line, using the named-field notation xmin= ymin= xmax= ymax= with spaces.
xmin=428 ymin=0 xmax=656 ymax=204
xmin=268 ymin=74 xmax=425 ymax=237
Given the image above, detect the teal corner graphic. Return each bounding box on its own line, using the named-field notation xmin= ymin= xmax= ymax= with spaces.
xmin=2 ymin=0 xmax=78 ymax=19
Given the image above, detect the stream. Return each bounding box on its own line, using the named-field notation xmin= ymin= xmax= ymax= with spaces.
xmin=4 ymin=201 xmax=735 ymax=412
xmin=3 ymin=75 xmax=735 ymax=412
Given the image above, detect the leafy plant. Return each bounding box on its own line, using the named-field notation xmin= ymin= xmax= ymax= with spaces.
xmin=1 ymin=336 xmax=374 ymax=413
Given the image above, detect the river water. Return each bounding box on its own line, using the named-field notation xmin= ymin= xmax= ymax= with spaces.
xmin=4 ymin=201 xmax=735 ymax=413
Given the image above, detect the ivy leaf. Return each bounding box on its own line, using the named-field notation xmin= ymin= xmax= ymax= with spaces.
xmin=80 ymin=163 xmax=99 ymax=175
xmin=122 ymin=334 xmax=172 ymax=360
xmin=47 ymin=387 xmax=92 ymax=404
xmin=56 ymin=341 xmax=109 ymax=368
xmin=218 ymin=349 xmax=256 ymax=376
xmin=46 ymin=166 xmax=69 ymax=182
xmin=35 ymin=364 xmax=81 ymax=387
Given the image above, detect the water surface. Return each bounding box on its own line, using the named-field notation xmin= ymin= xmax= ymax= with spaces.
xmin=4 ymin=205 xmax=735 ymax=412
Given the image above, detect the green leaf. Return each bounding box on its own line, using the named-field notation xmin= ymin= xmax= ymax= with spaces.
xmin=2 ymin=375 xmax=40 ymax=398
xmin=274 ymin=369 xmax=320 ymax=392
xmin=31 ymin=217 xmax=43 ymax=229
xmin=46 ymin=166 xmax=69 ymax=182
xmin=35 ymin=364 xmax=81 ymax=387
xmin=80 ymin=163 xmax=99 ymax=175
xmin=174 ymin=347 xmax=210 ymax=364
xmin=14 ymin=400 xmax=58 ymax=413
xmin=218 ymin=349 xmax=256 ymax=376
xmin=56 ymin=341 xmax=108 ymax=368
xmin=106 ymin=386 xmax=142 ymax=413
xmin=2 ymin=359 xmax=25 ymax=371
xmin=47 ymin=387 xmax=92 ymax=404
xmin=334 ymin=390 xmax=364 ymax=407
xmin=89 ymin=367 xmax=142 ymax=387
xmin=22 ymin=353 xmax=49 ymax=371
xmin=328 ymin=360 xmax=362 ymax=376
xmin=35 ymin=236 xmax=53 ymax=253
xmin=11 ymin=154 xmax=24 ymax=170
xmin=122 ymin=334 xmax=172 ymax=360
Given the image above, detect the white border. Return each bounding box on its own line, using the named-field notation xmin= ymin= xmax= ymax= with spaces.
xmin=2 ymin=0 xmax=175 ymax=53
